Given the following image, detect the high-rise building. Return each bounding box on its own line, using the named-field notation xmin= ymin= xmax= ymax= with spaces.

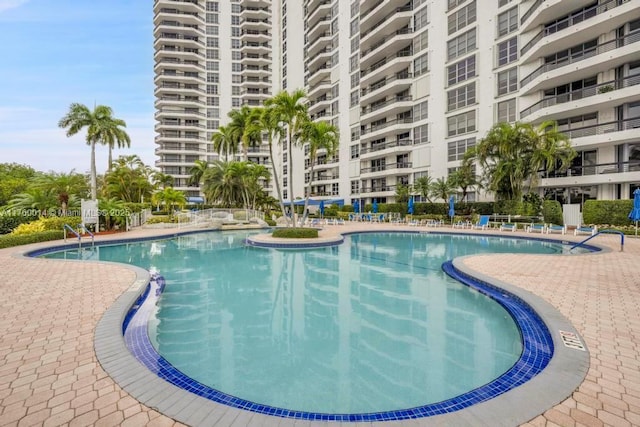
xmin=154 ymin=0 xmax=640 ymax=204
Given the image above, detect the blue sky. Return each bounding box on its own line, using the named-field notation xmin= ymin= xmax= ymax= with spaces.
xmin=0 ymin=0 xmax=156 ymax=174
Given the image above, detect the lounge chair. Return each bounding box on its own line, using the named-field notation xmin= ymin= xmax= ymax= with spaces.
xmin=546 ymin=224 xmax=566 ymax=234
xmin=471 ymin=215 xmax=490 ymax=230
xmin=426 ymin=219 xmax=444 ymax=227
xmin=336 ymin=218 xmax=345 ymax=225
xmin=500 ymin=223 xmax=518 ymax=232
xmin=408 ymin=218 xmax=420 ymax=226
xmin=452 ymin=220 xmax=471 ymax=229
xmin=325 ymin=218 xmax=335 ymax=225
xmin=574 ymin=225 xmax=597 ymax=236
xmin=526 ymin=223 xmax=546 ymax=233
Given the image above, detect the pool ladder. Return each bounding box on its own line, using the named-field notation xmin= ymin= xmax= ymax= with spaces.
xmin=63 ymin=224 xmax=95 ymax=250
xmin=570 ymin=229 xmax=625 ymax=252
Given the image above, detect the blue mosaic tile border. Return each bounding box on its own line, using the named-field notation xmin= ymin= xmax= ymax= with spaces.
xmin=245 ymin=236 xmax=344 ymax=249
xmin=123 ymin=262 xmax=555 ymax=422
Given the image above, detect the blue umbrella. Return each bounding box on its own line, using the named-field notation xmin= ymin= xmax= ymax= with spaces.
xmin=372 ymin=199 xmax=378 ymax=213
xmin=448 ymin=195 xmax=455 ymax=223
xmin=319 ymin=200 xmax=325 ymax=218
xmin=353 ymin=199 xmax=359 ymax=214
xmin=407 ymin=196 xmax=414 ymax=215
xmin=629 ymin=188 xmax=640 ymax=236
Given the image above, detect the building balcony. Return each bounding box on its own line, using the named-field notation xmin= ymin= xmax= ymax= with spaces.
xmin=308 ymin=79 xmax=332 ymax=98
xmin=559 ymin=117 xmax=640 ymax=150
xmin=240 ymin=17 xmax=271 ymax=32
xmin=242 ymin=64 xmax=271 ymax=77
xmin=307 ymin=61 xmax=333 ymax=86
xmin=153 ymin=8 xmax=201 ymax=27
xmin=520 ymin=29 xmax=640 ymax=94
xmin=155 ymin=95 xmax=202 ymax=108
xmin=359 ymin=185 xmax=396 ymax=197
xmin=154 ymin=57 xmax=204 ymax=73
xmin=307 ymin=46 xmax=333 ymax=70
xmin=520 ymin=0 xmax=638 ymax=63
xmin=240 ymin=76 xmax=271 ymax=88
xmin=360 ymin=52 xmax=413 ymax=86
xmin=154 ymin=46 xmax=201 ymax=62
xmin=153 ymin=0 xmax=204 ymax=15
xmin=154 ymin=83 xmax=204 ymax=97
xmin=520 ymin=73 xmax=640 ymax=121
xmin=153 ymin=32 xmax=204 ymax=49
xmin=155 ymin=107 xmax=205 ymax=119
xmin=539 ymin=160 xmax=640 ymax=188
xmin=359 ymin=139 xmax=414 ymax=161
xmin=308 ymin=95 xmax=332 ymax=115
xmin=153 ymin=20 xmax=204 ymax=38
xmin=306 ymin=31 xmax=332 ymax=54
xmin=360 ymin=117 xmax=413 ymax=142
xmin=154 ymin=70 xmax=204 ymax=84
xmin=155 ymin=132 xmax=205 ymax=143
xmin=240 ymin=52 xmax=271 ymax=67
xmin=360 ymin=1 xmax=412 ymax=40
xmin=360 ymin=71 xmax=412 ymax=104
xmin=306 ymin=15 xmax=331 ymax=41
xmin=307 ymin=0 xmax=331 ymax=27
xmin=360 ymin=162 xmax=413 ymax=178
xmin=360 ymin=28 xmax=413 ymax=70
xmin=360 ymin=95 xmax=413 ymax=123
xmin=239 ymin=6 xmax=270 ymax=21
xmin=241 ymin=41 xmax=271 ymax=54
xmin=240 ymin=29 xmax=270 ymax=43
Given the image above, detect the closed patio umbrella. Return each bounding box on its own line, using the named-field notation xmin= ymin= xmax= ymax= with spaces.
xmin=319 ymin=200 xmax=325 ymax=218
xmin=408 ymin=196 xmax=414 ymax=215
xmin=372 ymin=199 xmax=378 ymax=213
xmin=448 ymin=195 xmax=455 ymax=225
xmin=629 ymin=188 xmax=640 ymax=236
xmin=353 ymin=199 xmax=359 ymax=214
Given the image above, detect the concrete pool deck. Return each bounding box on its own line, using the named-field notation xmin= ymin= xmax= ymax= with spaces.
xmin=0 ymin=223 xmax=638 ymax=426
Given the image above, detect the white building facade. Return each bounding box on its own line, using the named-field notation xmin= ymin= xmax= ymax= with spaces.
xmin=154 ymin=0 xmax=640 ymax=205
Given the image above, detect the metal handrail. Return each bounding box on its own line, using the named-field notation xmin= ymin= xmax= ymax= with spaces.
xmin=570 ymin=229 xmax=625 ymax=252
xmin=78 ymin=224 xmax=95 ymax=248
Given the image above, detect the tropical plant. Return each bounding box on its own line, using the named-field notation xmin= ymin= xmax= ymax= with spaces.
xmin=103 ymin=155 xmax=154 ymax=203
xmin=98 ymin=198 xmax=128 ymax=230
xmin=227 ymin=106 xmax=263 ymax=161
xmin=259 ymin=105 xmax=288 ymax=223
xmin=0 ymin=163 xmax=37 ymax=207
xmin=470 ymin=121 xmax=575 ymax=201
xmin=7 ymin=188 xmax=58 ymax=216
xmin=151 ymin=187 xmax=186 ymax=213
xmin=413 ymin=175 xmax=433 ymax=203
xmin=202 ymin=160 xmax=242 ymax=207
xmin=188 ymin=159 xmax=210 ymax=186
xmin=153 ymin=172 xmax=174 ymax=189
xmin=395 ymin=183 xmax=411 ymax=204
xmin=265 ymin=89 xmax=309 ymax=226
xmin=33 ymin=171 xmax=89 ymax=215
xmin=211 ymin=125 xmax=237 ymax=161
xmin=449 ymin=156 xmax=478 ymax=202
xmin=299 ymin=120 xmax=339 ymax=222
xmin=430 ymin=177 xmax=455 ymax=202
xmin=58 ymin=103 xmax=130 ymax=199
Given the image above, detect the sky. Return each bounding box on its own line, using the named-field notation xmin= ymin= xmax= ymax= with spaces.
xmin=0 ymin=0 xmax=156 ymax=174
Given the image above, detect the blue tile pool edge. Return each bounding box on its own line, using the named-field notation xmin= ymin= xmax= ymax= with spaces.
xmin=116 ymin=240 xmax=591 ymax=423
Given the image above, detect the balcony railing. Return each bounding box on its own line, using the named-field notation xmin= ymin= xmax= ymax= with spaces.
xmin=306 ymin=0 xmax=331 ymax=20
xmin=361 ymin=162 xmax=412 ymax=173
xmin=520 ymin=0 xmax=545 ymax=25
xmin=521 ymin=0 xmax=627 ymax=56
xmin=360 ymin=3 xmax=413 ymax=39
xmin=559 ymin=116 xmax=640 ymax=139
xmin=361 ymin=117 xmax=413 ymax=135
xmin=361 ymin=96 xmax=412 ymax=115
xmin=360 ymin=49 xmax=413 ymax=78
xmin=542 ymin=160 xmax=640 ymax=179
xmin=360 ymin=185 xmax=395 ymax=193
xmin=360 ymin=27 xmax=413 ymax=59
xmin=521 ymin=29 xmax=640 ymax=87
xmin=361 ymin=72 xmax=412 ymax=96
xmin=360 ymin=139 xmax=413 ymax=154
xmin=520 ymin=73 xmax=640 ymax=118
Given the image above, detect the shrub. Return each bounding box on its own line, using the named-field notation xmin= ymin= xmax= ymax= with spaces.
xmin=0 ymin=213 xmax=39 ymax=234
xmin=272 ymin=227 xmax=318 ymax=238
xmin=583 ymin=200 xmax=633 ymax=226
xmin=0 ymin=230 xmax=64 ymax=249
xmin=146 ymin=215 xmax=177 ymax=224
xmin=542 ymin=200 xmax=563 ymax=225
xmin=264 ymin=218 xmax=276 ymax=226
xmin=11 ymin=216 xmax=82 ymax=235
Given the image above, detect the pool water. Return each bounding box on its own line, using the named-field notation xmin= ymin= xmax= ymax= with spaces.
xmin=43 ymin=231 xmax=578 ymax=414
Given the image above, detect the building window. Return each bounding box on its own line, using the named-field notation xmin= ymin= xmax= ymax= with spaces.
xmin=350 ymin=90 xmax=359 ymax=107
xmin=351 ymin=180 xmax=360 ymax=194
xmin=413 ymin=124 xmax=429 ymax=144
xmin=497 ymin=67 xmax=518 ymax=95
xmin=447 ymin=110 xmax=476 ymax=137
xmin=497 ymin=98 xmax=517 ymax=123
xmin=448 ymin=1 xmax=476 ymax=35
xmin=499 ymin=0 xmax=513 ymax=7
xmin=414 ymin=53 xmax=429 ymax=77
xmin=447 ymin=29 xmax=476 ymax=61
xmin=414 ymin=7 xmax=429 ymax=31
xmin=447 ymin=55 xmax=476 ymax=86
xmin=447 ymin=83 xmax=476 ymax=111
xmin=351 ymin=145 xmax=360 ymax=159
xmin=448 ymin=138 xmax=476 ymax=161
xmin=497 ymin=7 xmax=518 ymax=37
xmin=448 ymin=0 xmax=465 ymax=11
xmin=351 ymin=126 xmax=360 ymax=141
xmin=497 ymin=37 xmax=518 ymax=66
xmin=413 ymin=30 xmax=428 ymax=53
xmin=413 ymin=101 xmax=428 ymax=121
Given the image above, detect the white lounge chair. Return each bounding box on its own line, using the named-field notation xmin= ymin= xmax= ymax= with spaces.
xmin=574 ymin=226 xmax=597 ymax=236
xmin=500 ymin=223 xmax=518 ymax=232
xmin=471 ymin=215 xmax=490 ymax=230
xmin=546 ymin=224 xmax=566 ymax=235
xmin=526 ymin=223 xmax=546 ymax=233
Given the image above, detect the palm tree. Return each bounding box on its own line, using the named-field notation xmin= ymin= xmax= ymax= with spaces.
xmin=395 ymin=183 xmax=411 ymax=204
xmin=34 ymin=171 xmax=89 ymax=215
xmin=202 ymin=160 xmax=243 ymax=207
xmin=299 ymin=120 xmax=339 ymax=222
xmin=58 ymin=103 xmax=130 ymax=200
xmin=470 ymin=121 xmax=575 ymax=201
xmin=7 ymin=188 xmax=57 ymax=216
xmin=188 ymin=159 xmax=210 ymax=186
xmin=449 ymin=156 xmax=478 ymax=202
xmin=265 ymin=89 xmax=308 ymax=226
xmin=102 ymin=117 xmax=131 ymax=171
xmin=413 ymin=175 xmax=434 ymax=203
xmin=153 ymin=172 xmax=174 ymax=189
xmin=152 ymin=187 xmax=186 ymax=214
xmin=228 ymin=106 xmax=263 ymax=161
xmin=211 ymin=125 xmax=237 ymax=161
xmin=104 ymin=155 xmax=154 ymax=203
xmin=259 ymin=105 xmax=288 ymax=222
xmin=431 ymin=177 xmax=455 ymax=202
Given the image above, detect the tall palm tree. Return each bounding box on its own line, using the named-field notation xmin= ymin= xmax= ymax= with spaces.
xmin=188 ymin=159 xmax=210 ymax=187
xmin=413 ymin=175 xmax=434 ymax=203
xmin=211 ymin=125 xmax=237 ymax=161
xmin=34 ymin=171 xmax=89 ymax=215
xmin=265 ymin=89 xmax=308 ymax=226
xmin=431 ymin=177 xmax=456 ymax=202
xmin=102 ymin=117 xmax=131 ymax=171
xmin=527 ymin=120 xmax=575 ymax=191
xmin=104 ymin=155 xmax=154 ymax=203
xmin=152 ymin=187 xmax=186 ymax=213
xmin=228 ymin=106 xmax=263 ymax=161
xmin=259 ymin=105 xmax=288 ymax=222
xmin=58 ymin=103 xmax=130 ymax=199
xmin=153 ymin=172 xmax=174 ymax=189
xmin=449 ymin=155 xmax=478 ymax=202
xmin=299 ymin=120 xmax=339 ymax=222
xmin=202 ymin=160 xmax=243 ymax=207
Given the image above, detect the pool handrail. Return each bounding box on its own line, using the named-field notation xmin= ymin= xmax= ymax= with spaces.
xmin=570 ymin=229 xmax=624 ymax=252
xmin=63 ymin=223 xmax=95 ymax=250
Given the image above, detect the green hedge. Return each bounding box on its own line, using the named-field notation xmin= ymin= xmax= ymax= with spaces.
xmin=0 ymin=230 xmax=64 ymax=249
xmin=542 ymin=200 xmax=563 ymax=225
xmin=0 ymin=214 xmax=39 ymax=234
xmin=583 ymin=200 xmax=634 ymax=226
xmin=272 ymin=227 xmax=318 ymax=238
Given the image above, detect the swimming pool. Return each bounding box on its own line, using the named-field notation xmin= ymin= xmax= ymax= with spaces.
xmin=41 ymin=230 xmax=590 ymax=421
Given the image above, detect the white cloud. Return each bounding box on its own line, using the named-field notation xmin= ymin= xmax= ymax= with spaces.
xmin=0 ymin=0 xmax=29 ymax=13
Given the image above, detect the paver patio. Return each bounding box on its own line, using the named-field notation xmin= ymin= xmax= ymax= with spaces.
xmin=0 ymin=224 xmax=638 ymax=426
